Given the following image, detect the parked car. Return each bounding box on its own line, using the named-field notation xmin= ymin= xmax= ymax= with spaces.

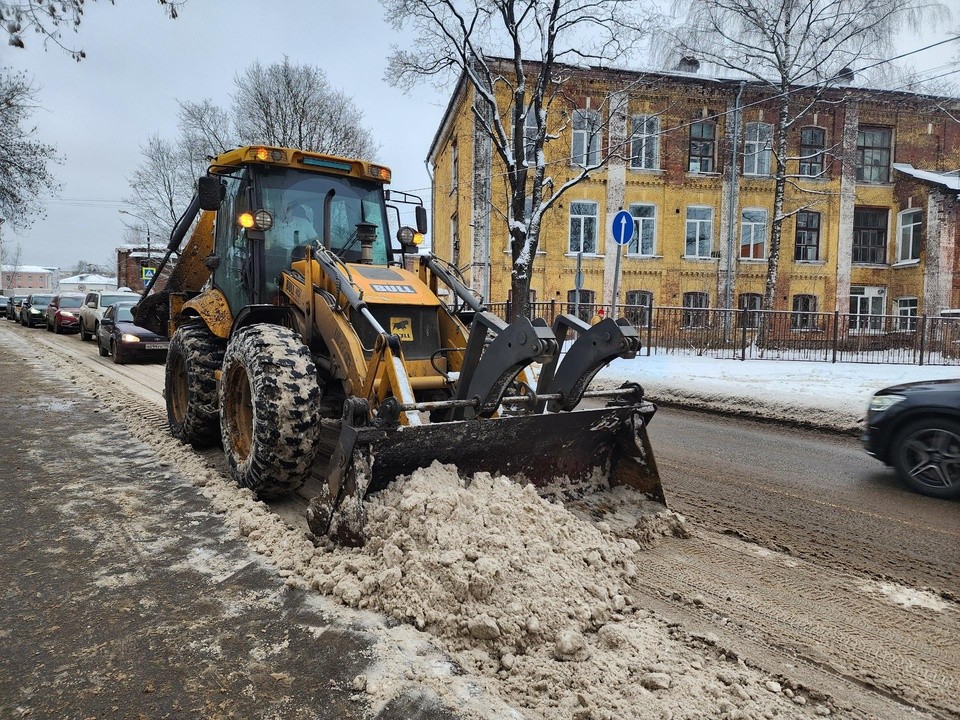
xmin=44 ymin=293 xmax=86 ymax=334
xmin=20 ymin=294 xmax=53 ymax=328
xmin=96 ymin=302 xmax=169 ymax=364
xmin=78 ymin=289 xmax=141 ymax=341
xmin=7 ymin=296 xmax=26 ymax=322
xmin=863 ymin=379 xmax=960 ymax=499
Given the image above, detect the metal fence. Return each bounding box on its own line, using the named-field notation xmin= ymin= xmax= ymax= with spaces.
xmin=484 ymin=300 xmax=960 ymax=366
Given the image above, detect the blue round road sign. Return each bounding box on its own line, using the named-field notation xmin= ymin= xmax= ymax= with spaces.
xmin=611 ymin=210 xmax=634 ymax=246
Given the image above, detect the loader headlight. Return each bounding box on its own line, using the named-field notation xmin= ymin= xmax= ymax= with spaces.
xmin=254 ymin=210 xmax=273 ymax=230
xmin=868 ymin=394 xmax=905 ymax=413
xmin=397 ymin=226 xmax=423 ymax=246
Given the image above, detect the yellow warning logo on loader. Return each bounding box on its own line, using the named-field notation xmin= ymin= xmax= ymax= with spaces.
xmin=389 ymin=317 xmax=414 ymax=342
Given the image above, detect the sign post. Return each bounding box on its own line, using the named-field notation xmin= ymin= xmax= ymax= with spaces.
xmin=610 ymin=210 xmax=634 ymax=319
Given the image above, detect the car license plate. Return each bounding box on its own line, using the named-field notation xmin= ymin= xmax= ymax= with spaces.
xmin=143 ymin=343 xmax=168 ymax=350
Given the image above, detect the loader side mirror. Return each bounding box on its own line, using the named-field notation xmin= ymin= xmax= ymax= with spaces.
xmin=197 ymin=176 xmax=223 ymax=211
xmin=415 ymin=205 xmax=428 ymax=234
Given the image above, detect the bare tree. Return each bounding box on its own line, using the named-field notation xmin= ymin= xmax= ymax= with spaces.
xmin=668 ymin=0 xmax=948 ymax=313
xmin=382 ymin=0 xmax=650 ymax=321
xmin=0 ymin=69 xmax=60 ymax=228
xmin=2 ymin=0 xmax=184 ymax=61
xmin=125 ymin=133 xmax=193 ymax=233
xmin=232 ymin=58 xmax=378 ymax=158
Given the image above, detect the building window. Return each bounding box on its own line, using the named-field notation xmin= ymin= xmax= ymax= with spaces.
xmin=630 ymin=115 xmax=659 ymax=170
xmin=688 ymin=121 xmax=715 ymax=173
xmin=895 ymin=297 xmax=918 ymax=331
xmin=569 ymin=201 xmax=598 ymax=254
xmin=849 ymin=285 xmax=885 ymax=331
xmin=738 ymin=293 xmax=762 ymax=328
xmin=897 ymin=208 xmax=922 ymax=263
xmin=791 ymin=294 xmax=818 ymax=329
xmin=743 ymin=122 xmax=772 ymax=176
xmin=682 ymin=292 xmax=709 ymax=327
xmin=567 ymin=289 xmax=595 ymax=322
xmin=523 ymin=111 xmax=538 ymax=165
xmin=450 ymin=140 xmax=458 ymax=194
xmin=625 ymin=290 xmax=653 ymax=326
xmin=856 ymin=126 xmax=892 ymax=183
xmin=685 ymin=206 xmax=713 ymax=258
xmin=572 ymin=109 xmax=601 ymax=166
xmin=740 ymin=208 xmax=767 ymax=259
xmin=628 ymin=203 xmax=656 ymax=256
xmin=853 ymin=208 xmax=888 ymax=265
xmin=794 ymin=211 xmax=821 ymax=261
xmin=799 ymin=127 xmax=825 ymax=177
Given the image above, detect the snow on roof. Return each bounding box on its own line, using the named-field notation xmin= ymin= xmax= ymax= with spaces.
xmin=1 ymin=265 xmax=56 ymax=274
xmin=893 ymin=163 xmax=960 ymax=193
xmin=59 ymin=274 xmax=117 ymax=284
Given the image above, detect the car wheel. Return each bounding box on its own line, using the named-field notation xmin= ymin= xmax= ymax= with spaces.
xmin=166 ymin=324 xmax=227 ymax=449
xmin=892 ymin=417 xmax=960 ymax=499
xmin=111 ymin=340 xmax=125 ymax=365
xmin=97 ymin=335 xmax=109 ymax=357
xmin=79 ymin=321 xmax=91 ymax=341
xmin=219 ymin=324 xmax=321 ymax=499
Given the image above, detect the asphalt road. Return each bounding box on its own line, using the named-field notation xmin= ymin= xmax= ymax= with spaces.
xmin=647 ymin=407 xmax=959 ymax=596
xmin=4 ymin=318 xmax=959 ymax=718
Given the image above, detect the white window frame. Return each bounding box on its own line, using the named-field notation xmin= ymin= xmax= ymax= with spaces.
xmin=450 ymin=213 xmax=460 ymax=265
xmin=569 ymin=201 xmax=598 ymax=254
xmin=739 ymin=208 xmax=768 ymax=259
xmin=522 ymin=111 xmax=538 ymax=165
xmin=897 ymin=208 xmax=922 ymax=263
xmin=895 ymin=296 xmax=918 ymax=331
xmin=791 ymin=294 xmax=819 ymax=330
xmin=738 ymin=292 xmax=762 ymax=328
xmin=744 ymin=122 xmax=772 ymax=176
xmin=630 ymin=114 xmax=659 ymax=170
xmin=625 ymin=289 xmax=653 ymax=327
xmin=682 ymin=291 xmax=710 ymax=328
xmin=799 ymin=126 xmax=826 ymax=177
xmin=685 ymin=206 xmax=713 ymax=258
xmin=627 ymin=203 xmax=656 ymax=256
xmin=849 ymin=285 xmax=886 ymax=332
xmin=572 ymin=109 xmax=601 ymax=167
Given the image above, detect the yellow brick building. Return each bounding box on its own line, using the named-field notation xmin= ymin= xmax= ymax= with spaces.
xmin=427 ymin=63 xmax=960 ymax=329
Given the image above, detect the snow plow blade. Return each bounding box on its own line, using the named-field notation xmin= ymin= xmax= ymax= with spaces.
xmin=307 ymin=402 xmax=664 ymax=544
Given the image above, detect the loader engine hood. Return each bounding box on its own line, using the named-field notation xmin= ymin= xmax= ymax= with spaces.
xmin=347 ymin=264 xmax=442 ymax=361
xmin=347 ymin=264 xmax=441 ymax=307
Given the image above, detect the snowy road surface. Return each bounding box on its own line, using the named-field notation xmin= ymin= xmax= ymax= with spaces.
xmin=2 ymin=320 xmax=958 ymax=719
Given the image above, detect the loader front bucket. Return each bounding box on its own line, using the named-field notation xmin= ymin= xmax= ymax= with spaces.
xmin=308 ymin=402 xmax=665 ymax=544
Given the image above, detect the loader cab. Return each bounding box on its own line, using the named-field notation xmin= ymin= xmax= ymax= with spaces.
xmin=209 ymin=163 xmax=392 ymax=316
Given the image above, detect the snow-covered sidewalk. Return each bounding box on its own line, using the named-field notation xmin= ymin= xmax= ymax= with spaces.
xmin=595 ymin=354 xmax=960 ymax=433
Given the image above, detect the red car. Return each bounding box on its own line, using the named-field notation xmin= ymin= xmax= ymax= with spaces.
xmin=45 ymin=293 xmax=86 ymax=334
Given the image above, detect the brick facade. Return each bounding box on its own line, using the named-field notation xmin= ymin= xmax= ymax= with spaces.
xmin=428 ymin=64 xmax=960 ymax=323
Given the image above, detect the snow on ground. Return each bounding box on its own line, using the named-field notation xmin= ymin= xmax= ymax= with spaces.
xmin=596 ymin=355 xmax=960 ymax=432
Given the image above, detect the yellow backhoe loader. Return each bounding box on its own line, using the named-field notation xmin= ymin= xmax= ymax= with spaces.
xmin=134 ymin=145 xmax=665 ymax=544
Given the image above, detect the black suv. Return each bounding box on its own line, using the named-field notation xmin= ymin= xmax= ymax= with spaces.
xmin=863 ymin=379 xmax=960 ymax=499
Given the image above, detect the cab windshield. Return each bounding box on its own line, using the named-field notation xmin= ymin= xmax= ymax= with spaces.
xmin=256 ymin=167 xmax=390 ymax=274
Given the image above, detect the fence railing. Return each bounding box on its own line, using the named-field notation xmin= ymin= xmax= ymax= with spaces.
xmin=482 ymin=300 xmax=960 ymax=366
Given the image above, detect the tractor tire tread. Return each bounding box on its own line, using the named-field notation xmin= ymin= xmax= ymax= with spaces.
xmin=165 ymin=324 xmax=226 ymax=449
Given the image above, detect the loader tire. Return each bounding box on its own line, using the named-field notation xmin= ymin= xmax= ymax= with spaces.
xmin=220 ymin=324 xmax=321 ymax=499
xmin=166 ymin=324 xmax=226 ymax=449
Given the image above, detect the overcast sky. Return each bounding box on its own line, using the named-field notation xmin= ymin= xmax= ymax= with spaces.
xmin=2 ymin=0 xmax=957 ymax=273
xmin=2 ymin=0 xmax=444 ymax=271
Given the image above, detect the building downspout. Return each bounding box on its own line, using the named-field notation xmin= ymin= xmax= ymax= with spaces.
xmin=424 ymin=159 xmax=435 ymax=258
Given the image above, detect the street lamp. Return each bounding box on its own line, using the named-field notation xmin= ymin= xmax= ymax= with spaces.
xmin=117 ymin=210 xmax=152 ymax=260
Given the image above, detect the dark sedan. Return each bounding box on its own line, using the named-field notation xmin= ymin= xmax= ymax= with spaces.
xmin=20 ymin=294 xmax=53 ymax=328
xmin=96 ymin=302 xmax=169 ymax=364
xmin=863 ymin=379 xmax=960 ymax=499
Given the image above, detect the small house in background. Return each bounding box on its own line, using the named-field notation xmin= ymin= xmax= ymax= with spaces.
xmin=57 ymin=273 xmax=117 ymax=294
xmin=1 ymin=265 xmax=58 ymax=295
xmin=117 ymin=245 xmax=172 ymax=293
